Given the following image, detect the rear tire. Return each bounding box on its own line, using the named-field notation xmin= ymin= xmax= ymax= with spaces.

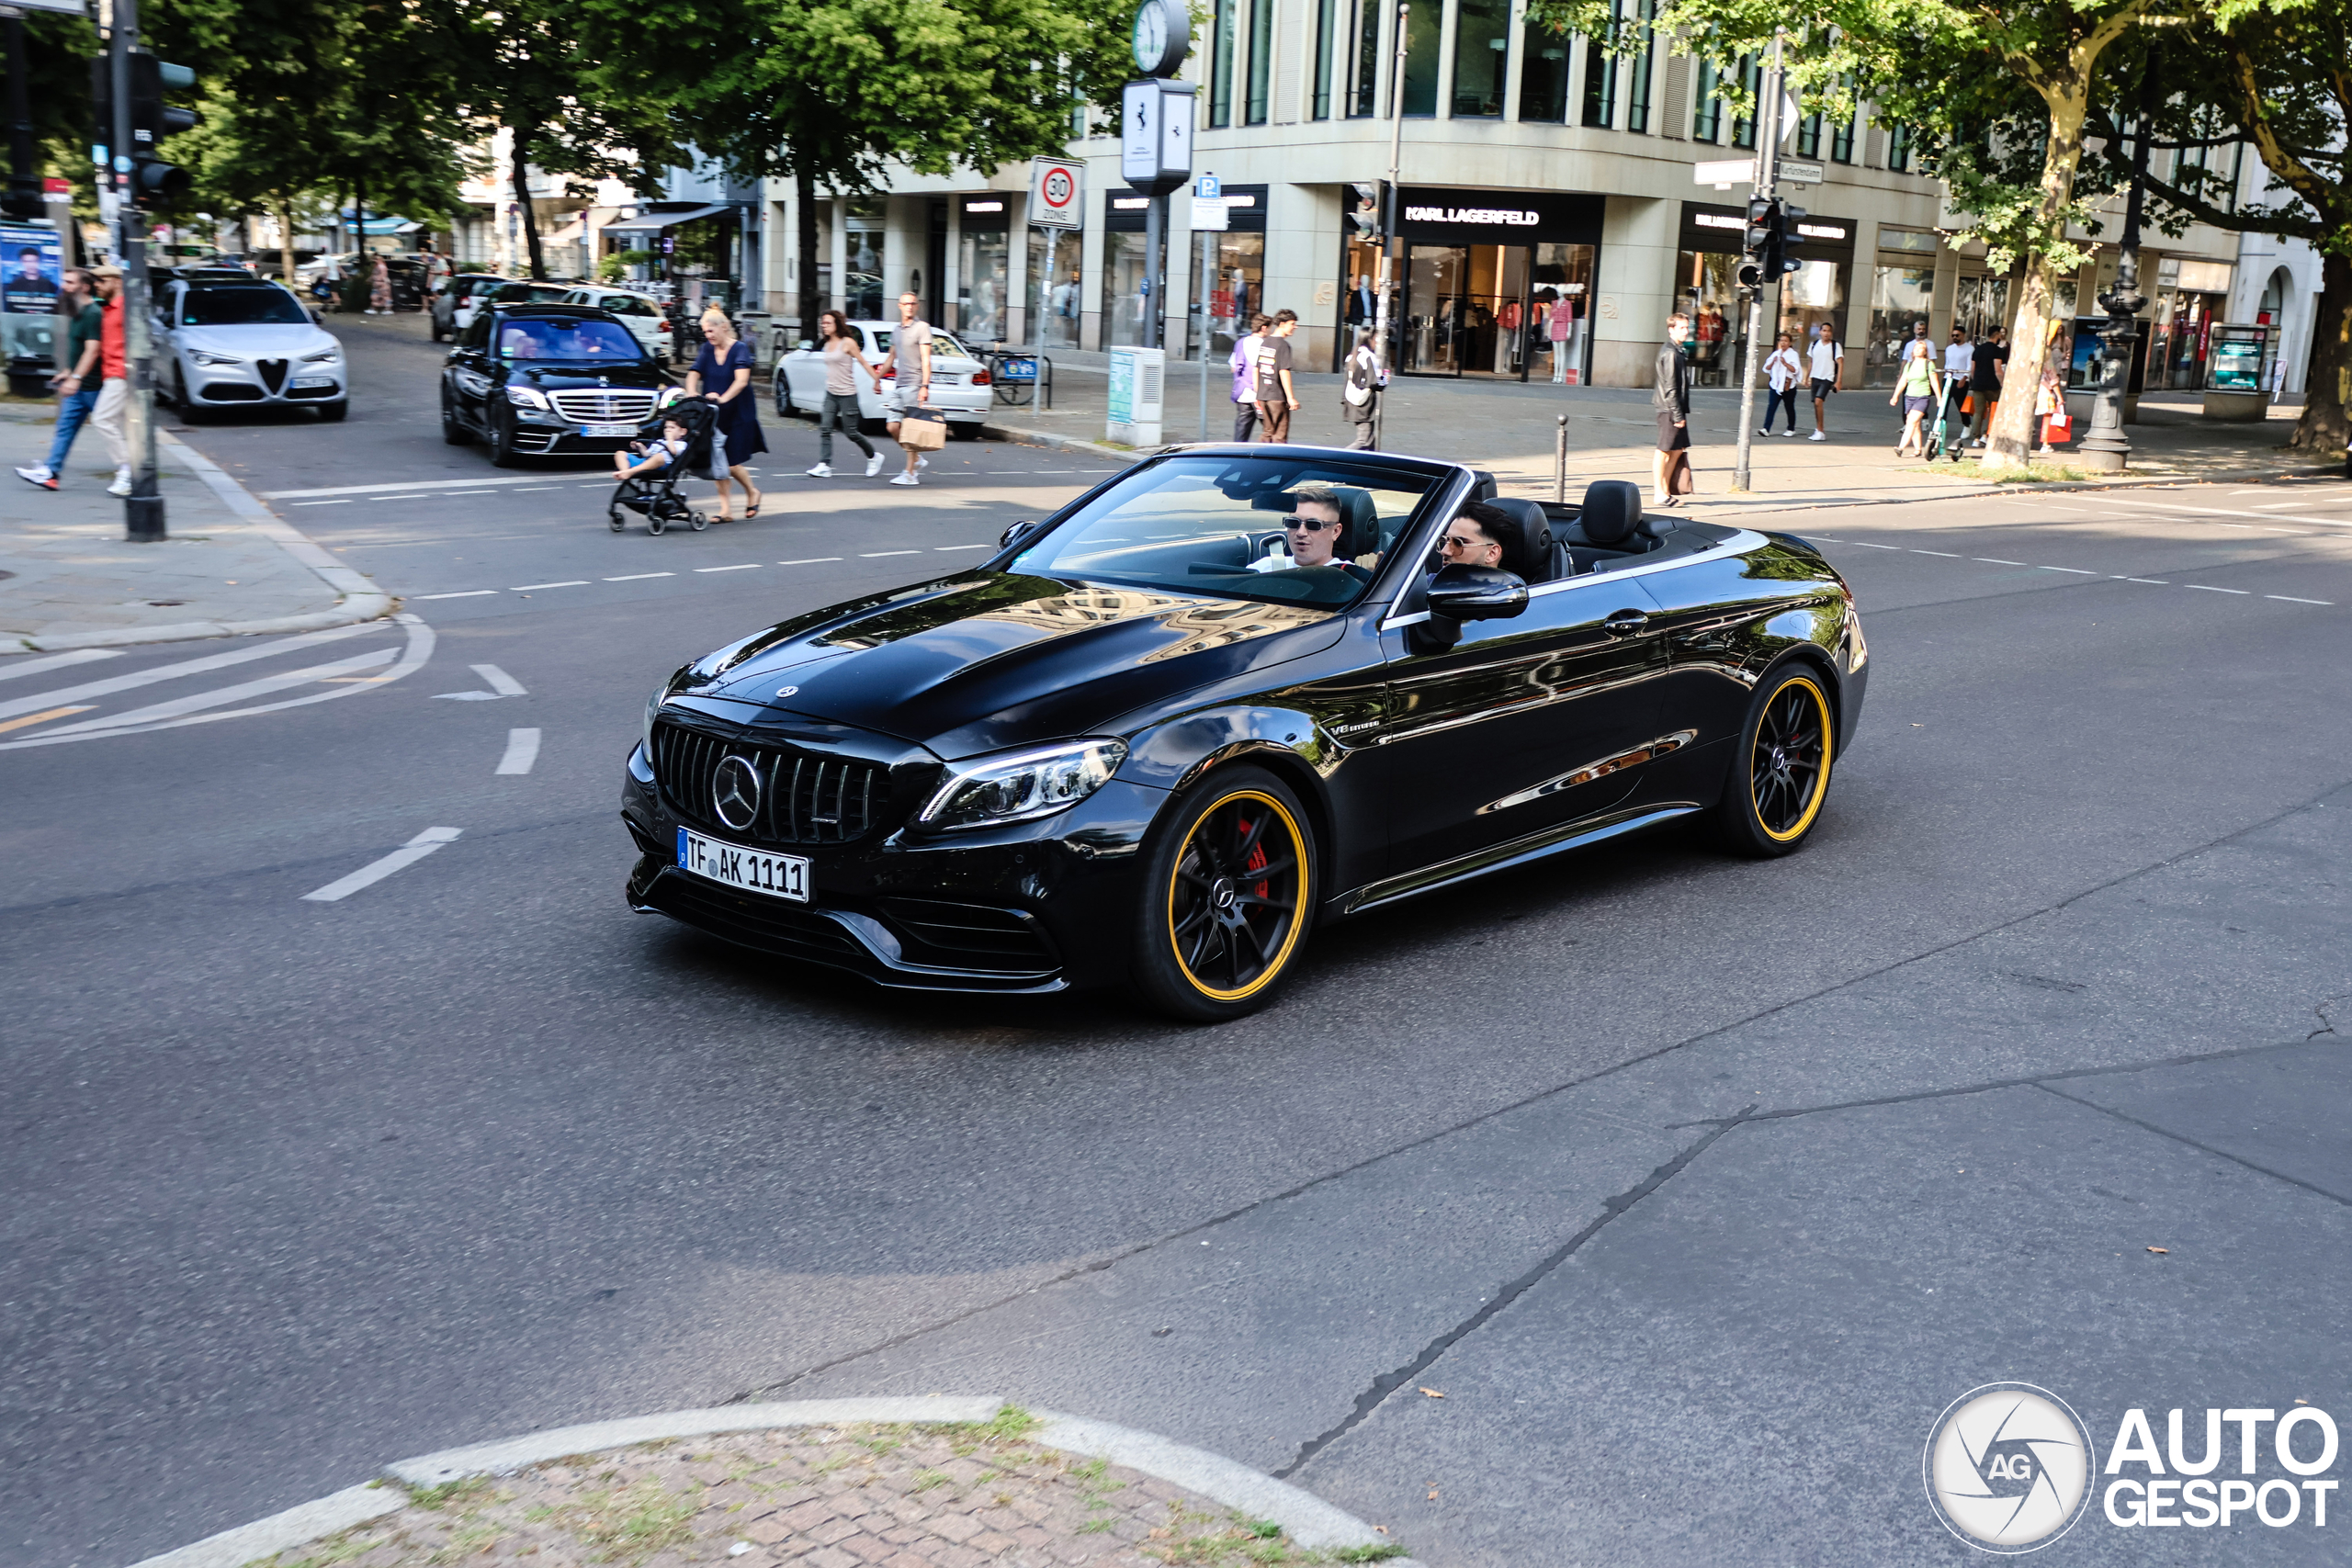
xmin=1708 ymin=661 xmax=1836 ymax=857
xmin=1131 ymin=765 xmax=1317 ymax=1022
xmin=773 ymin=367 xmax=795 ymax=418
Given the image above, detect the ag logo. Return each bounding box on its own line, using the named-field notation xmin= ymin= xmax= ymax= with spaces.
xmin=1924 ymin=1382 xmax=2097 ymax=1552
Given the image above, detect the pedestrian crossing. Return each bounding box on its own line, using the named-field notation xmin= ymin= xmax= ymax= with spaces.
xmin=0 ymin=614 xmax=435 ymax=750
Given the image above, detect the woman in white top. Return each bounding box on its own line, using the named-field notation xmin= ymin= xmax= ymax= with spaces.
xmin=806 ymin=310 xmax=882 ymax=479
xmin=1760 ymin=333 xmax=1804 ymax=436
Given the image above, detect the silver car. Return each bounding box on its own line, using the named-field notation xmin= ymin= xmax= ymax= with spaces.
xmin=156 ymin=278 xmax=348 ymax=423
xmin=560 ymin=288 xmax=675 ymax=358
xmin=429 ymin=273 xmax=509 ymax=342
xmin=772 ymin=320 xmax=989 ymax=434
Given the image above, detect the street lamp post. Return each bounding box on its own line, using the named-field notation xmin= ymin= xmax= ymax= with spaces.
xmin=2080 ymin=106 xmax=2153 ymax=473
xmin=1369 ymin=1 xmax=1408 ymax=449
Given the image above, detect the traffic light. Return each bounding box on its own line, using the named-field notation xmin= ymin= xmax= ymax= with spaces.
xmin=92 ymin=53 xmax=198 ymax=209
xmin=1769 ymin=201 xmax=1806 ymax=283
xmin=1735 ymin=196 xmax=1773 ymax=289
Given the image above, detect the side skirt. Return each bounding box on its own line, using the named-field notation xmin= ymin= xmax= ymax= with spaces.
xmin=1334 ymin=803 xmax=1702 ymax=918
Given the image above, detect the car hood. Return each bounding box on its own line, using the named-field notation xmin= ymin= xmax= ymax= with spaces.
xmin=507 ymin=360 xmax=670 ymax=388
xmin=684 ymin=573 xmax=1348 ymax=758
xmin=171 ymin=323 xmax=337 ymax=356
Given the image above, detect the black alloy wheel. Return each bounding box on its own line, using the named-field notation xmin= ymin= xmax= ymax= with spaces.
xmin=172 ymin=366 xmax=208 ymax=423
xmin=1712 ymin=662 xmax=1835 ymax=857
xmin=440 ymin=382 xmax=472 ymax=445
xmin=487 ymin=404 xmax=521 ymax=467
xmin=773 ymin=366 xmax=795 ymax=418
xmin=1133 ymin=765 xmax=1315 ymax=1022
xmin=315 ymin=400 xmax=347 ymax=423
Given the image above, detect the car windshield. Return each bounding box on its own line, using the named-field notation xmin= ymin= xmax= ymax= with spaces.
xmin=498 ymin=317 xmax=644 ymax=362
xmin=1006 ymin=454 xmax=1439 ymax=610
xmin=598 ymin=295 xmax=657 ymax=316
xmin=179 ymin=288 xmax=310 ymax=326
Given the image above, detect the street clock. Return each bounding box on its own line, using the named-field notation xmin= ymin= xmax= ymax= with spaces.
xmin=1131 ymin=0 xmax=1190 ymax=78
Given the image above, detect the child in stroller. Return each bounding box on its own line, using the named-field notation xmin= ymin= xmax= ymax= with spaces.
xmin=608 ymin=396 xmax=717 ymax=535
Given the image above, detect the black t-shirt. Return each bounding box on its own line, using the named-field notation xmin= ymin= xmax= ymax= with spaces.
xmin=1252 ymin=335 xmax=1293 ymax=402
xmin=1970 ymin=340 xmax=2007 ymax=391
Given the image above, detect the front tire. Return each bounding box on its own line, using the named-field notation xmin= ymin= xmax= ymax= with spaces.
xmin=773 ymin=367 xmax=795 ymax=418
xmin=172 ymin=367 xmax=209 ymax=423
xmin=314 ymin=400 xmax=348 ymax=423
xmin=1132 ymin=765 xmax=1317 ymax=1022
xmin=1710 ymin=662 xmax=1836 ymax=857
xmin=487 ymin=405 xmax=521 ymax=467
xmin=440 ymin=384 xmax=472 ymax=445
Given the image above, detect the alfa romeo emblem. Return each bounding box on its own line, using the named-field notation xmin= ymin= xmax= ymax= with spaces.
xmin=712 ymin=754 xmax=763 ymax=830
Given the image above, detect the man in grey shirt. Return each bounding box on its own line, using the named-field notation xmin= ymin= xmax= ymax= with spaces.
xmin=884 ymin=291 xmax=933 ymax=487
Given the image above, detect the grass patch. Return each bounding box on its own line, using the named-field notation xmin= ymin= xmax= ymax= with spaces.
xmin=911 ymin=1468 xmax=954 ymax=1492
xmin=406 ymin=1478 xmax=494 ymax=1511
xmin=562 ymin=1475 xmax=695 ymax=1563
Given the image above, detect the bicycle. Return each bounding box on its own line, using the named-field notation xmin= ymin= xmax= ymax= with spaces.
xmin=984 ymin=346 xmax=1049 ymax=409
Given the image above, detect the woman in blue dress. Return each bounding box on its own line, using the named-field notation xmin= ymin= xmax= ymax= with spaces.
xmin=686 ymin=308 xmax=768 ymax=519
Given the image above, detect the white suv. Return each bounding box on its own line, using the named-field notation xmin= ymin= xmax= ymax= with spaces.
xmin=561 ymin=288 xmax=674 ymax=357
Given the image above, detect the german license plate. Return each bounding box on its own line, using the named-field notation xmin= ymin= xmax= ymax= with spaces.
xmin=582 ymin=422 xmax=638 ymax=437
xmin=291 ymin=376 xmax=335 ymax=389
xmin=677 ymin=828 xmax=808 ymax=902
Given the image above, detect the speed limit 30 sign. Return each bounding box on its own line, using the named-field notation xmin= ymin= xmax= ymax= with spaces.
xmin=1029 ymin=158 xmax=1085 ymax=229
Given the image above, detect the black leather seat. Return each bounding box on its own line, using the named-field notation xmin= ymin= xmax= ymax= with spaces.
xmin=1330 ymin=486 xmax=1385 ymax=560
xmin=1579 ymin=480 xmax=1645 ymax=547
xmin=1481 ymin=497 xmax=1565 ymax=583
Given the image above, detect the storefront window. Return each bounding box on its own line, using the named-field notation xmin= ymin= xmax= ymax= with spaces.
xmin=844 ymin=202 xmax=885 ymax=321
xmin=1532 ymin=243 xmax=1596 ymax=384
xmin=1453 ymin=0 xmax=1510 ymax=117
xmin=1102 ymin=229 xmax=1155 ymax=347
xmin=1778 ymin=257 xmax=1845 ymax=352
xmin=957 ymin=209 xmax=1010 ymax=344
xmin=1189 ymin=231 xmax=1265 ymax=364
xmin=1401 ymin=0 xmax=1441 ymax=115
xmin=1520 ymin=24 xmax=1571 ymax=121
xmin=1675 ymin=250 xmax=1745 ymax=387
xmin=1864 ymin=264 xmax=1933 ymax=387
xmin=1025 ymin=227 xmax=1081 ymax=349
xmin=1952 ymin=275 xmax=2008 ymax=343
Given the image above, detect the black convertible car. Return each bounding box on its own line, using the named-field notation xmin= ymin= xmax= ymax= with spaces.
xmin=621 ymin=446 xmax=1868 ymax=1020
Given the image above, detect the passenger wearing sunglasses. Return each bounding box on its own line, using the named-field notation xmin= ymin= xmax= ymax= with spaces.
xmin=1436 ymin=506 xmax=1507 ymax=571
xmin=1249 ymin=485 xmax=1372 ymax=582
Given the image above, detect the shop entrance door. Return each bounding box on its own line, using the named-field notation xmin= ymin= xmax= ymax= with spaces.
xmin=1402 ymin=244 xmax=1535 ymax=378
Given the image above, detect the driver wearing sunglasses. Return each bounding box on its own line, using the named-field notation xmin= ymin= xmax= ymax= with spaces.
xmin=1250 ymin=484 xmax=1373 ymax=582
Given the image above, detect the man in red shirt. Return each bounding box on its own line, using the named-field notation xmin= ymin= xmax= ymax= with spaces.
xmin=86 ymin=265 xmax=132 ymax=495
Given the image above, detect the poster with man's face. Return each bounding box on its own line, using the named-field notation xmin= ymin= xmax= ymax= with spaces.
xmin=1 ymin=223 xmax=63 ymax=313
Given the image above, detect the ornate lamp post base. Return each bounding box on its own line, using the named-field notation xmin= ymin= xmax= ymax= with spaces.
xmin=2077 ymin=287 xmax=2143 ymax=472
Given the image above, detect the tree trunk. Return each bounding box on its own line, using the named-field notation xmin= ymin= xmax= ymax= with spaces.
xmin=512 ymin=128 xmax=548 ymax=281
xmin=276 ymin=193 xmax=297 ymax=294
xmin=2292 ymin=248 xmax=2351 ymax=454
xmin=797 ymin=167 xmax=821 ymax=346
xmin=1986 ymin=88 xmax=2093 ymax=466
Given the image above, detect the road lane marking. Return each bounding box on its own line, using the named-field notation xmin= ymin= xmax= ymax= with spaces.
xmin=2121 ymin=578 xmax=2168 ymax=584
xmin=369 ymin=494 xmax=430 ymax=502
xmin=860 ymin=550 xmax=919 ymax=558
xmin=416 ymin=590 xmax=498 ymax=599
xmin=780 ymin=557 xmax=842 ymax=564
xmin=290 ymin=499 xmax=352 ymax=506
xmin=0 ymin=705 xmax=96 ymax=734
xmin=512 ymin=581 xmax=589 ymax=591
xmin=267 ymin=475 xmax=607 ymax=500
xmin=1975 ymin=558 xmax=2028 ymax=565
xmin=302 ymin=826 xmax=463 ymax=902
xmin=2268 ymin=594 xmax=2334 ymax=604
xmin=36 ymin=648 xmax=397 ymax=736
xmin=2185 ymin=584 xmax=2249 ymax=594
xmin=513 ymin=486 xmax=563 ymax=492
xmin=1911 ymin=549 xmax=1961 ymax=557
xmin=472 ymin=663 xmax=526 ymax=696
xmin=1847 ymin=541 xmax=1902 ymax=549
xmin=0 ymin=649 xmax=119 ymax=683
xmin=496 ymin=728 xmax=541 ymax=774
xmin=444 ymin=490 xmax=501 ymax=496
xmin=2038 ymin=566 xmax=2098 ymax=574
xmin=934 ymin=544 xmax=991 ymax=550
xmin=0 ymin=621 xmax=384 ymax=724
xmin=605 ymin=572 xmax=673 ymax=581
xmin=695 ymin=564 xmax=761 ymax=572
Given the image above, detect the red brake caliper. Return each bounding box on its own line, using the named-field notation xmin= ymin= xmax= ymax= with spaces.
xmin=1242 ymin=818 xmax=1270 ymax=901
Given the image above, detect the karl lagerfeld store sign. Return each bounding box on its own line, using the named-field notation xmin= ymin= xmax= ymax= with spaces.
xmin=1397 ymin=187 xmax=1604 ymax=244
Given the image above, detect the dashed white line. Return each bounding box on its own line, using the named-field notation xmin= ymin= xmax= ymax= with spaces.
xmin=1975 ymin=558 xmax=2028 ymax=566
xmin=1911 ymin=549 xmax=1962 ymax=558
xmin=695 ymin=564 xmax=762 ymax=572
xmin=369 ymin=494 xmax=430 ymax=502
xmin=861 ymin=550 xmax=919 ymax=558
xmin=2037 ymin=566 xmax=2098 ymax=574
xmin=472 ymin=664 xmax=526 ymax=696
xmin=2268 ymin=594 xmax=2334 ymax=604
xmin=496 ymin=728 xmax=541 ymax=775
xmin=302 ymin=826 xmax=463 ymax=903
xmin=2120 ymin=577 xmax=2168 ymax=584
xmin=934 ymin=544 xmax=991 ymax=550
xmin=291 ymin=499 xmax=353 ymax=506
xmin=2185 ymin=584 xmax=2249 ymax=594
xmin=605 ymin=572 xmax=674 ymax=581
xmin=512 ymin=581 xmax=589 ymax=591
xmin=1847 ymin=541 xmax=1903 ymax=549
xmin=444 ymin=490 xmax=500 ymax=497
xmin=780 ymin=557 xmax=842 ymax=565
xmin=417 ymin=590 xmax=498 ymax=600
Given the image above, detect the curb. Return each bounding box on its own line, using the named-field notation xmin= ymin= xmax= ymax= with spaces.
xmin=7 ymin=431 xmax=395 ymax=654
xmin=126 ymin=1398 xmax=1412 ymax=1568
xmin=977 ymin=418 xmax=1138 ymax=462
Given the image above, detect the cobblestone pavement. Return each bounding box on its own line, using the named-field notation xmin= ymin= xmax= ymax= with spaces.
xmin=260 ymin=1421 xmax=1406 ymax=1568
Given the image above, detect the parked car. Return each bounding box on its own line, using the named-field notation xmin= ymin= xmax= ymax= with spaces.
xmin=771 ymin=320 xmax=989 ymax=435
xmin=155 ymin=276 xmax=347 ymax=422
xmin=429 ymin=273 xmax=508 ymax=342
xmin=620 ymin=448 xmax=1869 ymax=1019
xmin=560 ymin=287 xmax=674 ymax=357
xmin=440 ymin=301 xmax=676 ymax=465
xmin=481 ymin=280 xmax=576 ymax=308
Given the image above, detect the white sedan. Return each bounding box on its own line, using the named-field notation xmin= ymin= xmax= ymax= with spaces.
xmin=156 ymin=276 xmax=347 ymax=422
xmin=771 ymin=320 xmax=989 ymax=434
xmin=560 ymin=288 xmax=675 ymax=357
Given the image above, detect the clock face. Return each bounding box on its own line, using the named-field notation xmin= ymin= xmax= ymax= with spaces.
xmin=1133 ymin=3 xmax=1167 ymax=74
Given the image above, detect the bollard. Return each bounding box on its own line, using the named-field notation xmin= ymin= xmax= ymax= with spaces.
xmin=1555 ymin=414 xmax=1568 ymax=504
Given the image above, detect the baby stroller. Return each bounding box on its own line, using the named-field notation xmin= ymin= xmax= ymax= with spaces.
xmin=607 ymin=396 xmax=717 ymax=536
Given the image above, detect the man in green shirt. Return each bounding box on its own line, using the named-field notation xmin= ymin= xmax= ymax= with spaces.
xmin=15 ymin=266 xmax=105 ymax=491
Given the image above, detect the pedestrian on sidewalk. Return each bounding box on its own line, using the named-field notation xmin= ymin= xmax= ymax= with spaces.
xmin=1805 ymin=321 xmax=1842 ymax=441
xmin=14 ymin=266 xmax=103 ymax=491
xmin=1967 ymin=327 xmax=2007 ymax=447
xmin=2035 ymin=356 xmax=2066 ymax=454
xmin=1340 ymin=327 xmax=1383 ymax=449
xmin=882 ymin=291 xmax=934 ymax=487
xmin=804 ymin=310 xmax=884 ymax=479
xmin=1654 ymin=310 xmax=1694 ymax=507
xmin=79 ymin=265 xmax=135 ymax=495
xmin=1760 ymin=332 xmax=1803 ymax=436
xmin=1252 ymin=309 xmax=1300 ymax=444
xmin=1939 ymin=325 xmax=1973 ymax=461
xmin=1229 ymin=314 xmax=1268 ymax=441
xmin=368 ymin=254 xmax=391 ymax=315
xmin=1890 ymin=321 xmax=1941 ymax=457
xmin=687 ymin=308 xmax=768 ymax=519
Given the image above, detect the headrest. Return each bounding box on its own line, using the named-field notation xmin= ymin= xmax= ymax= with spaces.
xmin=1466 ymin=498 xmax=1552 ymax=581
xmin=1580 ymin=479 xmax=1644 ymax=546
xmin=1331 ymin=487 xmax=1383 ymax=557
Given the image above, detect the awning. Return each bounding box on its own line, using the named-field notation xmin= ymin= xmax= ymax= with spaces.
xmin=600 ymin=203 xmax=734 ymax=240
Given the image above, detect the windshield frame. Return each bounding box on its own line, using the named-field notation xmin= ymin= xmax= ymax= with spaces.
xmin=175 ymin=285 xmax=312 ymax=327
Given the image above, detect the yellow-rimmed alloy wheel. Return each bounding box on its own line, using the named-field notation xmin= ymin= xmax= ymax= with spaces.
xmin=1713 ymin=664 xmax=1835 ymax=857
xmin=1134 ymin=766 xmax=1315 ymax=1021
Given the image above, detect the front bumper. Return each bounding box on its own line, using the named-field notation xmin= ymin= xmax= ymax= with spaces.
xmin=187 ymin=358 xmax=345 ymax=406
xmin=621 ymin=742 xmax=1164 ymax=993
xmin=510 ymin=408 xmax=661 ymax=455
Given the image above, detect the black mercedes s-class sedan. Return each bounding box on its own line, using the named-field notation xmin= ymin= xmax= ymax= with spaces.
xmin=440 ymin=301 xmax=676 ymax=466
xmin=620 ymin=446 xmax=1869 ymax=1021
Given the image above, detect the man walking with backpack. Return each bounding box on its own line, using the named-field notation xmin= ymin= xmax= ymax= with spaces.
xmin=1805 ymin=321 xmax=1842 ymax=441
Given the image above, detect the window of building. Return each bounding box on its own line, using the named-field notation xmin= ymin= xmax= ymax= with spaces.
xmin=844 ymin=201 xmax=886 ymax=321
xmin=1887 ymin=121 xmax=1913 ymax=173
xmin=1211 ymin=0 xmax=1237 ymax=127
xmin=1189 ymin=231 xmax=1266 ymax=362
xmin=1103 ymin=228 xmax=1153 ymax=347
xmin=1312 ymin=0 xmax=1338 ymax=118
xmin=1452 ymin=0 xmax=1510 ymax=117
xmin=1246 ymin=0 xmax=1275 ymax=124
xmin=1692 ymin=60 xmax=1721 ymax=141
xmin=1025 ymin=226 xmax=1081 ymax=349
xmin=1797 ymin=112 xmax=1820 ymax=158
xmin=1520 ymin=24 xmax=1571 ymax=121
xmin=1401 ymin=0 xmax=1441 ymax=115
xmin=1877 ymin=226 xmax=1937 ymax=255
xmin=956 ymin=202 xmax=1010 ymax=343
xmin=1729 ymin=54 xmax=1759 ymax=148
xmin=1580 ymin=2 xmax=1619 ymax=128
xmin=1864 ymin=264 xmax=1933 ymax=387
xmin=1627 ymin=0 xmax=1655 ymax=132
xmin=1351 ymin=0 xmax=1381 ymax=116
xmin=1830 ymin=85 xmax=1855 ymax=162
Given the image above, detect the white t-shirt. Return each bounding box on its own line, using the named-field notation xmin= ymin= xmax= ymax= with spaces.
xmin=1806 ymin=339 xmax=1841 ymax=379
xmin=1766 ymin=346 xmax=1803 ymax=391
xmin=1943 ymin=342 xmax=1973 ymax=377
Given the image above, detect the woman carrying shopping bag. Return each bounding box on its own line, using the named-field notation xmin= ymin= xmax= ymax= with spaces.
xmin=1340 ymin=329 xmax=1383 ymax=449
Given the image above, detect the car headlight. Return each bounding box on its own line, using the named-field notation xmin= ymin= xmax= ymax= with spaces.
xmin=643 ymin=688 xmax=667 ymax=754
xmin=300 ymin=348 xmax=340 ymax=364
xmin=916 ymin=739 xmax=1126 ymax=832
xmin=188 ymin=350 xmax=243 ymax=367
xmin=504 ymin=385 xmax=549 ymax=409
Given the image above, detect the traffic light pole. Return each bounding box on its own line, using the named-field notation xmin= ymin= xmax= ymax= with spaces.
xmin=1369 ymin=1 xmax=1407 ymax=450
xmin=106 ymin=0 xmax=164 ymax=540
xmin=1730 ymin=33 xmax=1784 ymax=495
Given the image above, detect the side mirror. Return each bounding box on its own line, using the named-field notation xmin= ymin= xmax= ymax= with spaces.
xmin=999 ymin=519 xmax=1040 ymax=549
xmin=1424 ymin=563 xmax=1529 ymax=620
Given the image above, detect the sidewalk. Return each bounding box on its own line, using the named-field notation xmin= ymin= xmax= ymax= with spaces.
xmin=0 ymin=403 xmax=389 ymax=653
xmin=982 ymin=364 xmax=2331 ymax=511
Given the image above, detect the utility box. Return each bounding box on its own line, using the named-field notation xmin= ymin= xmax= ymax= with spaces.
xmin=1108 ymin=345 xmax=1166 ymax=447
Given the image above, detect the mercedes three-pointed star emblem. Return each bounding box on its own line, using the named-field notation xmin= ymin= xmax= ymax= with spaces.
xmin=712 ymin=754 xmax=763 ymax=830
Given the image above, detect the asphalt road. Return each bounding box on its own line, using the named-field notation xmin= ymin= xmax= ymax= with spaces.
xmin=6 ymin=313 xmax=2348 ymax=1566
